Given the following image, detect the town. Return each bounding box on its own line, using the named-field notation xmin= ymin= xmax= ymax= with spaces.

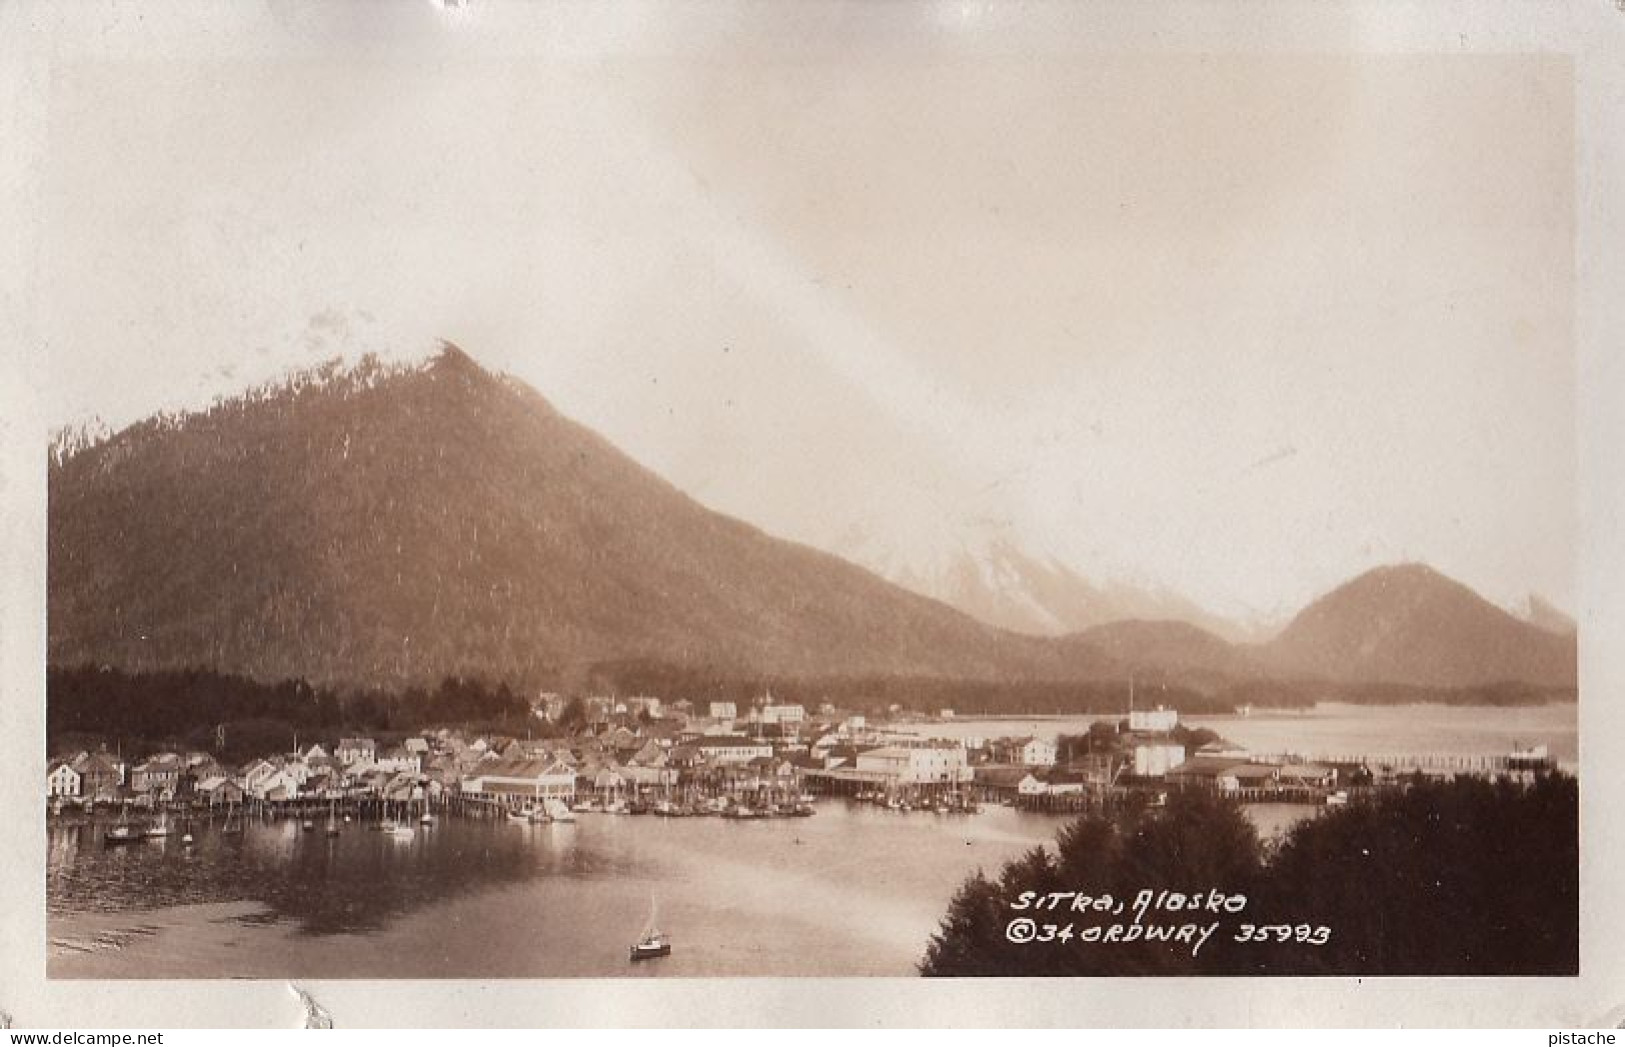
xmin=45 ymin=691 xmax=1560 ymax=833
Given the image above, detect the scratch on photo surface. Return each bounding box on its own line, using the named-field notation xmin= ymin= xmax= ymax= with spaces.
xmin=289 ymin=984 xmax=334 ymax=1029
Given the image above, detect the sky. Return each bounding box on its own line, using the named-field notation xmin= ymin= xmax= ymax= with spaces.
xmin=28 ymin=2 xmax=1577 ymax=622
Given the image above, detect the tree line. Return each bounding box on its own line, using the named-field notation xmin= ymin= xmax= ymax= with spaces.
xmin=920 ymin=773 xmax=1577 ymax=976
xmin=47 ymin=665 xmax=536 ymax=764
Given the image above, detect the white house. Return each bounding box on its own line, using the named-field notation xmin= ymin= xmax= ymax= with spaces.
xmin=47 ymin=760 xmax=82 ymax=798
xmin=1015 ymin=737 xmax=1057 ymax=767
xmin=1133 ymin=742 xmax=1187 ymax=778
xmin=1129 ymin=706 xmax=1179 ymax=733
xmin=336 ymin=737 xmax=377 ymax=766
xmin=757 ymin=702 xmax=805 ymax=726
xmin=375 ymin=746 xmax=421 ymax=775
xmin=708 ymin=701 xmax=738 ymax=721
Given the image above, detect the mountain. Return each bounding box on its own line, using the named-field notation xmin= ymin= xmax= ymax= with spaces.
xmin=48 ymin=346 xmax=1114 ymax=690
xmin=1063 ymin=619 xmax=1268 ymax=683
xmin=830 ymin=521 xmax=1254 ymax=641
xmin=1519 ymin=594 xmax=1578 ymax=636
xmin=1261 ymin=564 xmax=1577 ymax=688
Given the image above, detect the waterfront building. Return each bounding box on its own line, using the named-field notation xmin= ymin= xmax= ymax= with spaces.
xmin=72 ymin=751 xmax=125 ymax=801
xmin=692 ymin=737 xmax=775 ymax=764
xmin=1132 ymin=742 xmax=1187 ymax=778
xmin=47 ymin=759 xmax=82 ymax=798
xmin=460 ymin=758 xmax=576 ymax=804
xmin=854 ymin=742 xmax=971 ymax=785
xmin=993 ymin=737 xmax=1057 ymax=767
xmin=130 ymin=753 xmax=184 ymax=797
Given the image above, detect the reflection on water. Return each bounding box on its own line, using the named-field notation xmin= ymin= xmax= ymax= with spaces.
xmin=49 ymin=803 xmax=1083 ymax=978
xmin=49 ymin=814 xmax=637 ymax=936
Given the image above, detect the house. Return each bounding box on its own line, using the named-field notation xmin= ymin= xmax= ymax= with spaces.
xmin=692 ymin=737 xmax=774 ymax=764
xmin=1276 ymin=763 xmax=1337 ymax=789
xmin=623 ymin=696 xmax=663 ymax=719
xmin=249 ymin=767 xmax=304 ymax=802
xmin=460 ymin=759 xmax=576 ymax=803
xmin=708 ymin=701 xmax=738 ymax=721
xmin=1128 ymin=706 xmax=1179 ymax=733
xmin=1017 ymin=773 xmax=1050 ymax=797
xmin=336 ymin=738 xmax=377 ymax=766
xmin=376 ymin=746 xmax=422 ymax=775
xmin=130 ymin=754 xmax=184 ymax=798
xmin=756 ymin=702 xmax=805 ymax=727
xmin=994 ymin=737 xmax=1057 ymax=767
xmin=301 ymin=743 xmax=330 ymax=762
xmin=73 ymin=752 xmax=125 ymax=801
xmin=1132 ymin=742 xmax=1187 ymax=778
xmin=48 ymin=759 xmax=82 ymax=798
xmin=196 ymin=776 xmax=244 ymax=807
xmin=403 ymin=737 xmax=431 ymax=756
xmin=1166 ymin=757 xmax=1280 ymax=792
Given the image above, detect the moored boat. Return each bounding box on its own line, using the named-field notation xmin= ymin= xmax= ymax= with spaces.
xmin=104 ymin=808 xmax=140 ymax=846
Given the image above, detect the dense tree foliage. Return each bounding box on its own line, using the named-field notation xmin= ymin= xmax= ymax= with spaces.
xmin=920 ymin=774 xmax=1577 ymax=976
xmin=47 ymin=665 xmax=533 ymax=763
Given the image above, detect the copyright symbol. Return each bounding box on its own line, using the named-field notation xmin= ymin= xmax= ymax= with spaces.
xmin=1005 ymin=918 xmax=1037 ymax=944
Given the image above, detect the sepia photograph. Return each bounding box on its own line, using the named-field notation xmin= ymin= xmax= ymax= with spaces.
xmin=4 ymin=0 xmax=1624 ymax=1029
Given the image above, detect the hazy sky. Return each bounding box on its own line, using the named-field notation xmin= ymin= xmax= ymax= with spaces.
xmin=31 ymin=3 xmax=1576 ymax=620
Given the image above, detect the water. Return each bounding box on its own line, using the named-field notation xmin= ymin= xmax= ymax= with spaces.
xmin=48 ymin=803 xmax=1070 ymax=978
xmin=47 ymin=703 xmax=1573 ymax=978
xmin=895 ymin=701 xmax=1579 ymax=766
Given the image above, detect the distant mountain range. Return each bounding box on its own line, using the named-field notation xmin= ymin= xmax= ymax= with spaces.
xmin=47 ymin=345 xmax=1576 ymax=697
xmin=829 ymin=521 xmax=1264 ymax=642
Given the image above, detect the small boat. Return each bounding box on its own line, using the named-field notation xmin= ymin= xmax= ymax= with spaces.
xmin=507 ymin=807 xmax=532 ymax=823
xmin=221 ymin=802 xmax=244 ymax=836
xmin=383 ymin=821 xmax=414 ymax=838
xmin=1325 ymin=790 xmax=1350 ymax=807
xmin=630 ymin=930 xmax=671 ymax=961
xmin=545 ymin=798 xmax=576 ymax=823
xmin=419 ymin=812 xmax=434 ymax=826
xmin=144 ymin=812 xmax=172 ymax=838
xmin=104 ymin=809 xmax=141 ymax=846
xmin=325 ymin=802 xmax=341 ymax=836
xmin=301 ymin=819 xmax=315 ymax=832
xmin=629 ymin=897 xmax=671 ymax=961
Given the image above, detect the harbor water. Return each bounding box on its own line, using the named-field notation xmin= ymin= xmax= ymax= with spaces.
xmin=47 ymin=702 xmax=1576 ymax=978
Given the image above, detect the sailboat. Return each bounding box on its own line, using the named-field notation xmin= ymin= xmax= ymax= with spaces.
xmin=143 ymin=810 xmax=172 ymax=838
xmin=325 ymin=800 xmax=341 ymax=836
xmin=629 ymin=897 xmax=672 ymax=961
xmin=221 ymin=802 xmax=244 ymax=836
xmin=104 ymin=806 xmax=140 ymax=846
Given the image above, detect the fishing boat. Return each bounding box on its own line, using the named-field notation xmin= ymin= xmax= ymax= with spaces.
xmin=144 ymin=811 xmax=173 ymax=838
xmin=629 ymin=898 xmax=671 ymax=962
xmin=545 ymin=798 xmax=576 ymax=823
xmin=104 ymin=808 xmax=141 ymax=846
